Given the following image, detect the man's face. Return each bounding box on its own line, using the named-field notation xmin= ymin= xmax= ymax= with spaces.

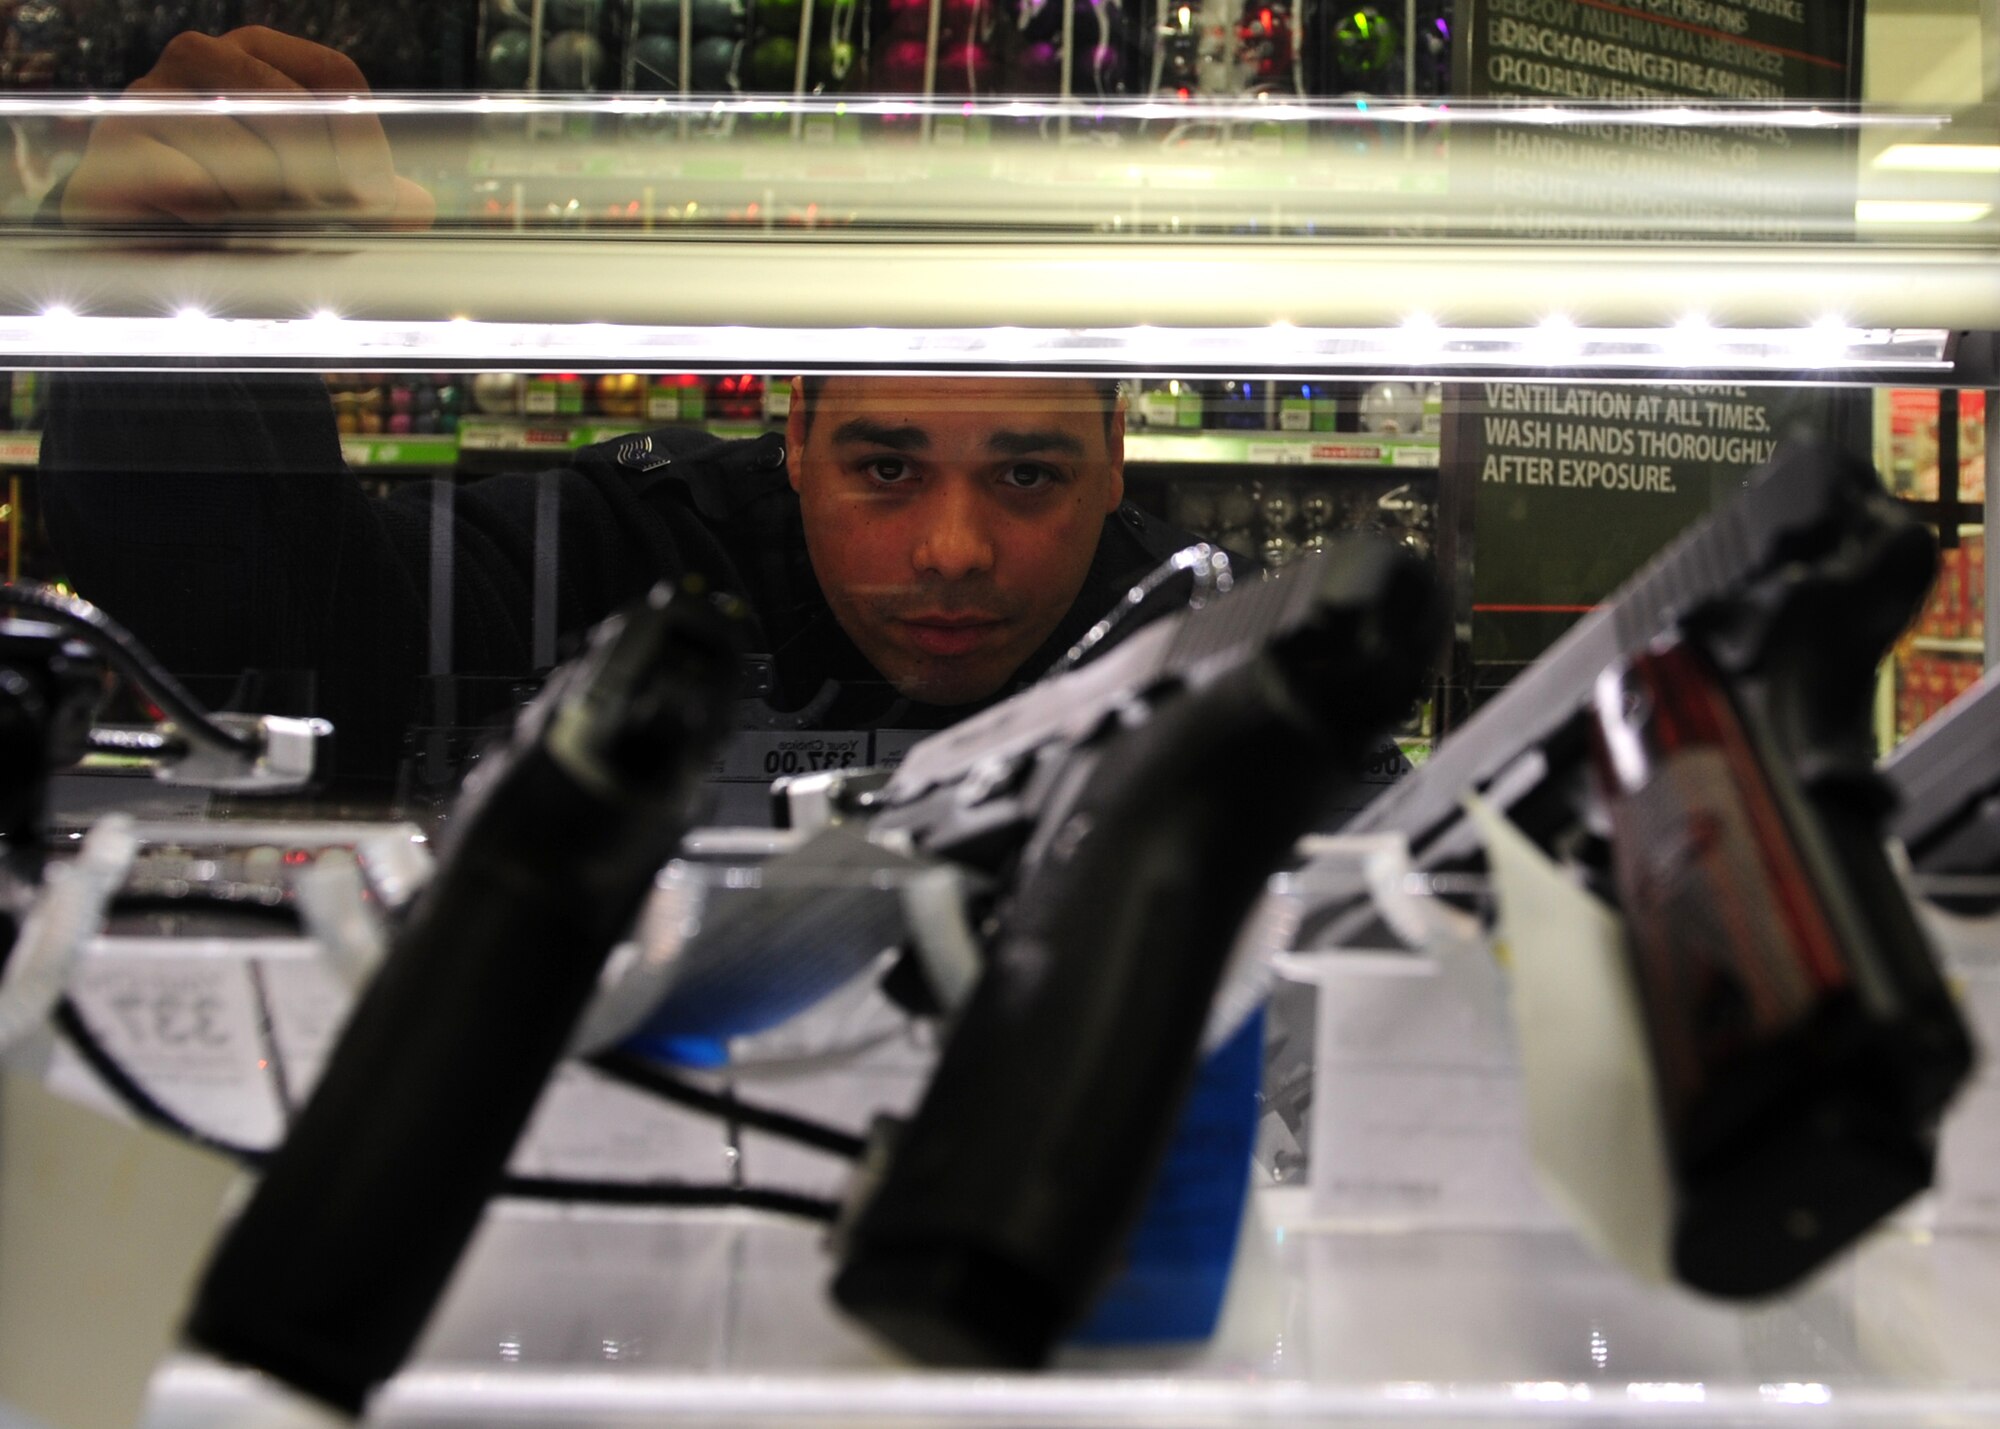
xmin=786 ymin=376 xmax=1125 ymax=706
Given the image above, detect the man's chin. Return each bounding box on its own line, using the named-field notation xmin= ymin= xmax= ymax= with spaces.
xmin=885 ymin=660 xmax=1013 ymax=709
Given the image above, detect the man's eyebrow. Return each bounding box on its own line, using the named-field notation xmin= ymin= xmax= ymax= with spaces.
xmin=830 ymin=418 xmax=930 ymax=451
xmin=987 ymin=429 xmax=1087 ymax=458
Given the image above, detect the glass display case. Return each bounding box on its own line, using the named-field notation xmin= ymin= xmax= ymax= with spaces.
xmin=0 ymin=1 xmax=1995 ymax=1425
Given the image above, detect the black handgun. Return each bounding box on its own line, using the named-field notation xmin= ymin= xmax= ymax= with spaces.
xmin=183 ymin=577 xmax=744 ymax=1416
xmin=1884 ymin=665 xmax=2000 ymax=914
xmin=821 ymin=537 xmax=1441 ymax=1367
xmin=1293 ymin=437 xmax=1975 ymax=1297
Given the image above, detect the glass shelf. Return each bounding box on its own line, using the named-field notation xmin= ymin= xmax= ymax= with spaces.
xmin=3 ymin=94 xmax=1994 ymax=381
xmin=137 ymin=1192 xmax=2000 ymax=1427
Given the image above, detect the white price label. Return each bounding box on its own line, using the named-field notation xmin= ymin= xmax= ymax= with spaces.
xmin=68 ymin=950 xmax=284 ymax=1147
xmin=1308 ymin=958 xmax=1565 ymax=1230
xmin=714 ymin=730 xmax=869 ymax=783
xmin=704 ymin=730 xmax=871 ymax=825
xmin=869 ymin=729 xmax=928 ymax=770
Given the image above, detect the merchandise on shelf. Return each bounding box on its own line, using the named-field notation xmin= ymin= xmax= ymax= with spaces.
xmin=1208 ymin=379 xmax=1268 ymax=431
xmin=1276 ymin=382 xmax=1340 ymax=432
xmin=1357 ymin=379 xmax=1423 ymax=436
xmin=1317 ymin=3 xmax=1398 ymax=93
xmin=471 ymin=371 xmax=526 ymax=416
xmin=6 ymin=371 xmax=41 ymax=430
xmin=709 ymin=373 xmax=766 ymax=422
xmin=1912 ymin=532 xmax=1987 ymax=646
xmin=524 ymin=372 xmax=589 ymax=417
xmin=1160 ymin=471 xmax=1434 ymax=570
xmin=649 ymin=374 xmax=711 ymax=423
xmin=1133 ymin=378 xmax=1205 ymax=430
xmin=1898 ymin=645 xmax=1986 ymax=743
xmin=328 ymin=375 xmax=465 ymax=436
xmin=1886 ymin=389 xmax=1989 ymax=503
xmin=456 ymin=0 xmax=1446 ymax=105
xmin=479 ymin=0 xmax=626 ymax=90
xmin=594 ymin=373 xmax=650 ymax=420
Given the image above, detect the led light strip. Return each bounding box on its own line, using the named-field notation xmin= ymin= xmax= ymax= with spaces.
xmin=0 ymin=92 xmax=1949 ymax=130
xmin=0 ymin=312 xmax=1951 ymax=377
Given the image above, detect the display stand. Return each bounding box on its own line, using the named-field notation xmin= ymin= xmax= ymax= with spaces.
xmin=11 ymin=822 xmax=1997 ymax=1427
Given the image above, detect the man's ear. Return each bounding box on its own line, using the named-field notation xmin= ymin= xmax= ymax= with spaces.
xmin=784 ymin=377 xmax=807 ymax=492
xmin=1104 ymin=399 xmax=1126 ymax=512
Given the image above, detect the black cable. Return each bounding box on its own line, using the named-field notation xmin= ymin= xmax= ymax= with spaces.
xmin=53 ymin=996 xmax=270 ymax=1165
xmin=0 ymin=580 xmax=262 ymax=760
xmin=588 ymin=1048 xmax=869 ymax=1162
xmin=498 ymin=1175 xmax=838 ymax=1221
xmin=50 ymin=999 xmax=838 ymax=1221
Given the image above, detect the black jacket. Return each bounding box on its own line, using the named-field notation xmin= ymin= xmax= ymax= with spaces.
xmin=39 ymin=373 xmax=1195 ymax=783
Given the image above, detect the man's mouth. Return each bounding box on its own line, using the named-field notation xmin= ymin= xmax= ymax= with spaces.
xmin=897 ymin=614 xmax=1007 ymax=658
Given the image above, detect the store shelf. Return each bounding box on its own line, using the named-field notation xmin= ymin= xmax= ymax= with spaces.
xmin=455 ymin=418 xmax=638 ymax=454
xmin=340 ymin=434 xmax=462 ymax=468
xmin=0 ymin=425 xmax=1438 ymax=471
xmin=0 ymin=423 xmax=764 ymax=469
xmin=455 ymin=417 xmax=767 ymax=454
xmin=0 ymin=431 xmax=462 ymax=471
xmin=0 ymin=236 xmax=1979 ymax=382
xmin=1125 ymin=431 xmax=1438 ymax=469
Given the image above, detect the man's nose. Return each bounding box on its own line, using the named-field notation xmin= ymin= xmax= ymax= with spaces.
xmin=912 ymin=480 xmax=996 ymax=581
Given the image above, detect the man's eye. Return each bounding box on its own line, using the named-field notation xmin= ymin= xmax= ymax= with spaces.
xmin=862 ymin=458 xmax=913 ymax=484
xmin=1000 ymin=463 xmax=1060 ymax=490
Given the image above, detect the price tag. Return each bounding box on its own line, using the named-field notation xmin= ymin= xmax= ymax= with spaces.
xmin=1309 ymin=442 xmax=1387 ymax=465
xmin=869 ymin=729 xmax=928 ymax=771
xmin=1320 ymin=736 xmax=1413 ymax=821
xmin=1307 ymin=955 xmax=1566 ymax=1230
xmin=511 ymin=1063 xmax=736 ymax=1182
xmin=67 ymin=948 xmax=285 ymax=1148
xmin=1247 ymin=442 xmax=1310 ymax=466
xmin=704 ymin=730 xmax=870 ymax=825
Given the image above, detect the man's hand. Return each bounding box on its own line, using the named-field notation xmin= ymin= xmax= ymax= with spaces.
xmin=61 ymin=27 xmax=435 ymax=229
